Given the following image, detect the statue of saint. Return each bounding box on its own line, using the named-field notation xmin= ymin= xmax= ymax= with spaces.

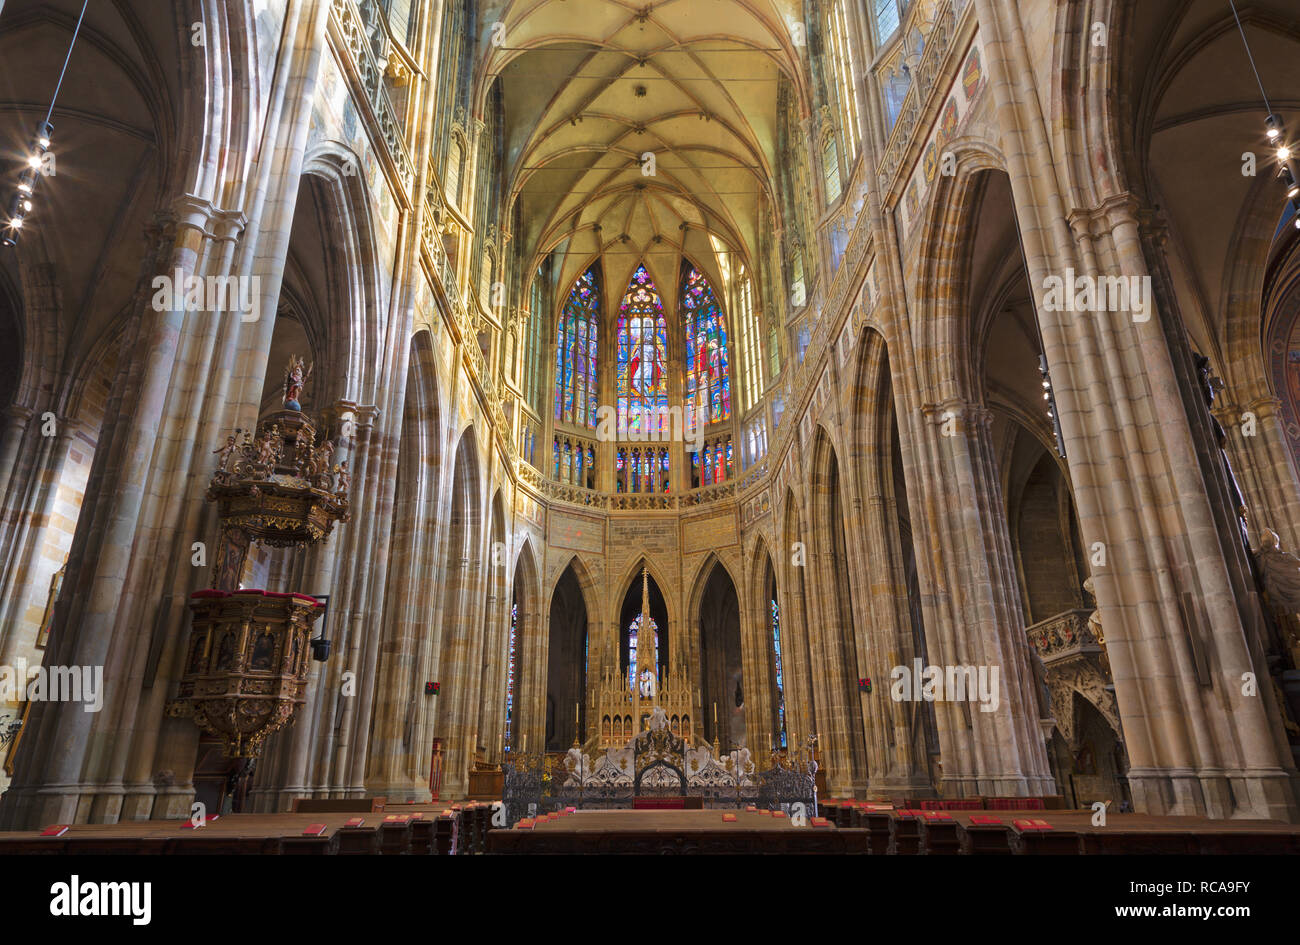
xmin=638 ymin=666 xmax=656 ymax=699
xmin=284 ymin=355 xmax=313 ymax=410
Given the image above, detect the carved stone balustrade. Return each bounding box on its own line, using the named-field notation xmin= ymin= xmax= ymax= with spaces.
xmin=1026 ymin=609 xmax=1099 ymax=667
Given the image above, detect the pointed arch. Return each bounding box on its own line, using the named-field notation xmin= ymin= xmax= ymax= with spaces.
xmin=685 ymin=551 xmax=741 ymax=630
xmin=809 ymin=426 xmax=869 ymax=792
xmin=692 ymin=555 xmax=744 ymax=747
xmin=611 ymin=554 xmax=677 ymax=632
xmin=431 ymin=425 xmax=484 ymax=794
xmin=546 ymin=554 xmax=596 ymax=749
xmin=911 ymin=140 xmax=1010 ymax=405
xmin=546 ymin=552 xmax=601 ymax=621
xmin=615 ymin=556 xmax=671 ymax=692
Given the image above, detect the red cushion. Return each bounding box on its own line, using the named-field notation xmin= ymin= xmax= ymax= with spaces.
xmin=1013 ymin=819 xmax=1052 ymax=831
xmin=233 ymin=588 xmax=267 ymax=596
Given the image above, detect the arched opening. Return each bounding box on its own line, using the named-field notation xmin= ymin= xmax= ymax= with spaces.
xmin=811 ymin=434 xmax=869 ymax=792
xmin=697 ymin=562 xmax=743 ymax=750
xmin=617 ymin=562 xmax=669 ymax=693
xmin=762 ymin=554 xmax=788 ymax=753
xmin=434 ymin=430 xmax=482 ymax=794
xmin=546 ymin=563 xmax=589 ymax=750
xmin=780 ymin=492 xmax=812 ymax=751
xmin=476 ymin=493 xmax=508 ymax=762
xmin=964 ymin=168 xmax=1116 ymax=801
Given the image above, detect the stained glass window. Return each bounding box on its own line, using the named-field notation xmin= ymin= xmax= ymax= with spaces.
xmin=555 ymin=266 xmax=599 ymax=428
xmin=682 ymin=265 xmax=732 ymax=428
xmin=771 ymin=598 xmax=787 ymax=749
xmin=617 ymin=265 xmax=668 ymax=435
xmin=628 ymin=613 xmax=660 ymax=692
xmin=505 ymin=601 xmax=518 ymax=747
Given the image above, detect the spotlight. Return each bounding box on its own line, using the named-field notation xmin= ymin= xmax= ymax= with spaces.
xmin=10 ymin=217 xmax=23 ymax=229
xmin=1280 ymin=146 xmax=1293 ymax=161
xmin=1267 ymin=114 xmax=1284 ymax=140
xmin=25 ymin=154 xmax=41 ymax=169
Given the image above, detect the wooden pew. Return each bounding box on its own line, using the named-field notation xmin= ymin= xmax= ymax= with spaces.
xmin=888 ymin=809 xmax=922 ymax=854
xmin=916 ymin=811 xmax=961 ymax=854
xmin=956 ymin=815 xmax=1015 ymax=854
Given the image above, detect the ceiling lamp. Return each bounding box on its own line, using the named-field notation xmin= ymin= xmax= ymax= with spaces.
xmin=2 ymin=0 xmax=89 ymax=248
xmin=1228 ymin=2 xmax=1300 ymax=230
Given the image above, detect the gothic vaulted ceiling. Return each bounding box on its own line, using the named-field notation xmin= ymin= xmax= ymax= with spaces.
xmin=478 ymin=0 xmax=808 ymax=301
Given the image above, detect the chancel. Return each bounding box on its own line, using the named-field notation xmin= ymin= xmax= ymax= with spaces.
xmin=1 ymin=0 xmax=1300 ymax=862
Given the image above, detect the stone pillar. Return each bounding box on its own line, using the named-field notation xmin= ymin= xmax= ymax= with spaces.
xmin=1217 ymin=396 xmax=1300 ymax=553
xmin=905 ymin=400 xmax=1055 ymax=797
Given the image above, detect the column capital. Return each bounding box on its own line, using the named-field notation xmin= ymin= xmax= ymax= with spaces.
xmin=3 ymin=403 xmax=35 ymax=423
xmin=209 ymin=208 xmax=249 ymax=243
xmin=169 ymin=194 xmax=218 ymax=235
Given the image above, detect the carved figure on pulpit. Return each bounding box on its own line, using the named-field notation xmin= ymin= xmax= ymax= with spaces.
xmin=307 ymin=440 xmax=334 ymax=486
xmin=638 ymin=667 xmax=657 ymax=699
xmin=211 ymin=435 xmax=238 ymax=480
xmin=255 ymin=425 xmax=280 ymax=468
xmin=647 ymin=705 xmax=668 ymax=731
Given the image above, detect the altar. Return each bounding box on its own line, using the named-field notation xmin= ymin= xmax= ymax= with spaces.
xmin=592 ymin=566 xmax=696 ymax=749
xmin=501 ymin=704 xmax=817 ymax=824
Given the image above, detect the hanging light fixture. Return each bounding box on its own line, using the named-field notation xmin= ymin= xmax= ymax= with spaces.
xmin=1039 ymin=354 xmax=1066 ymax=459
xmin=1228 ymin=1 xmax=1300 ymax=231
xmin=2 ymin=0 xmax=89 ymax=248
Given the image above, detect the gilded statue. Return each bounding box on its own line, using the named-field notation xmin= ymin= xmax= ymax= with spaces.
xmin=284 ymin=355 xmax=313 ymax=410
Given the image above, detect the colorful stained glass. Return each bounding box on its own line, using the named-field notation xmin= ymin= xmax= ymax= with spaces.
xmin=771 ymin=598 xmax=787 ymax=749
xmin=505 ymin=601 xmax=518 ymax=746
xmin=617 ymin=265 xmax=668 ymax=435
xmin=628 ymin=613 xmax=660 ymax=692
xmin=682 ymin=264 xmax=732 ymax=429
xmin=555 ymin=266 xmax=600 ymax=429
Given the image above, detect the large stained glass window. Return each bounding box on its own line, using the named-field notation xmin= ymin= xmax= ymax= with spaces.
xmin=555 ymin=266 xmax=599 ymax=427
xmin=682 ymin=264 xmax=731 ymax=428
xmin=771 ymin=597 xmax=787 ymax=749
xmin=617 ymin=264 xmax=668 ymax=436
